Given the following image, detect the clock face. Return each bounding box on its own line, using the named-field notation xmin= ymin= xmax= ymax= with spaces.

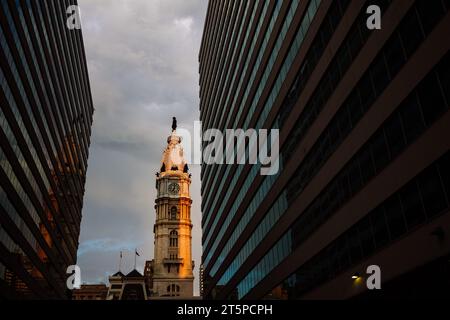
xmin=168 ymin=183 xmax=180 ymax=194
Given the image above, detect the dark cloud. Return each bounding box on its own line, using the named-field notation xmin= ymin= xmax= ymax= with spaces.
xmin=77 ymin=0 xmax=207 ymax=296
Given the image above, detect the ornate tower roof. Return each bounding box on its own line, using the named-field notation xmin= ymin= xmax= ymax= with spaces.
xmin=160 ymin=118 xmax=189 ymax=173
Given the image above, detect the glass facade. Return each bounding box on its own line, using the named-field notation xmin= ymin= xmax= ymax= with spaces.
xmin=203 ymin=0 xmax=322 ymax=271
xmin=273 ymin=151 xmax=450 ymax=299
xmin=200 ymin=0 xmax=449 ymax=299
xmin=239 ymin=52 xmax=450 ymax=299
xmin=0 ymin=0 xmax=94 ymax=299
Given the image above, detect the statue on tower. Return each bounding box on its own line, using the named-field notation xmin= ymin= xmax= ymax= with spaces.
xmin=172 ymin=117 xmax=177 ymax=132
xmin=162 ymin=118 xmax=187 ymax=173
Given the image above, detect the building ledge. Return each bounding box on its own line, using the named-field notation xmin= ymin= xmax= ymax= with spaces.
xmin=163 ymin=258 xmax=184 ymax=265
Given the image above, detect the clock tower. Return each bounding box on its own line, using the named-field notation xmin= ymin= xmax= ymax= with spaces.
xmin=149 ymin=118 xmax=194 ymax=298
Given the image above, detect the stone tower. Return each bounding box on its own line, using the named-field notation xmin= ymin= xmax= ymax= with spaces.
xmin=150 ymin=118 xmax=194 ymax=298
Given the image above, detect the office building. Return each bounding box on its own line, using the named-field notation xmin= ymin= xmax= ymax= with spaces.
xmin=199 ymin=0 xmax=450 ymax=299
xmin=0 ymin=0 xmax=94 ymax=299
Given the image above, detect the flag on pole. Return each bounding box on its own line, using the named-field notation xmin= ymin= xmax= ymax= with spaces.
xmin=119 ymin=251 xmax=123 ymax=272
xmin=134 ymin=249 xmax=140 ymax=270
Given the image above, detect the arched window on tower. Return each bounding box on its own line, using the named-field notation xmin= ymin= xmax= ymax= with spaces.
xmin=170 ymin=206 xmax=177 ymax=220
xmin=167 ymin=284 xmax=181 ymax=297
xmin=169 ymin=230 xmax=178 ymax=248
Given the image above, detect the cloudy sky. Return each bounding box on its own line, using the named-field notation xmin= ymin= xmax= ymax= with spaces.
xmin=76 ymin=0 xmax=208 ymax=296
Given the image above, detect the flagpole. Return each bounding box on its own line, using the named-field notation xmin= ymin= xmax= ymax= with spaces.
xmin=134 ymin=248 xmax=137 ymax=270
xmin=119 ymin=251 xmax=122 ymax=272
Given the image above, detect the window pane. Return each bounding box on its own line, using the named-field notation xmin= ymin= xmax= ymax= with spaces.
xmin=371 ymin=55 xmax=390 ymax=96
xmin=359 ymin=146 xmax=375 ymax=185
xmin=437 ymin=54 xmax=450 ymax=108
xmin=418 ymin=167 xmax=447 ymax=219
xmin=416 ymin=0 xmax=445 ymax=35
xmin=398 ymin=9 xmax=423 ymax=58
xmin=418 ymin=73 xmax=447 ymax=127
xmin=370 ymin=207 xmax=390 ymax=249
xmin=400 ymin=94 xmax=425 ymax=144
xmin=438 ymin=153 xmax=450 ymax=205
xmin=385 ymin=113 xmax=406 ymax=159
xmin=400 ymin=182 xmax=426 ymax=229
xmin=348 ymin=161 xmax=362 ymax=196
xmin=384 ymin=194 xmax=406 ymax=239
xmin=348 ymin=228 xmax=362 ymax=264
xmin=384 ymin=32 xmax=406 ymax=78
xmin=371 ymin=130 xmax=390 ymax=172
xmin=358 ymin=217 xmax=375 ymax=257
